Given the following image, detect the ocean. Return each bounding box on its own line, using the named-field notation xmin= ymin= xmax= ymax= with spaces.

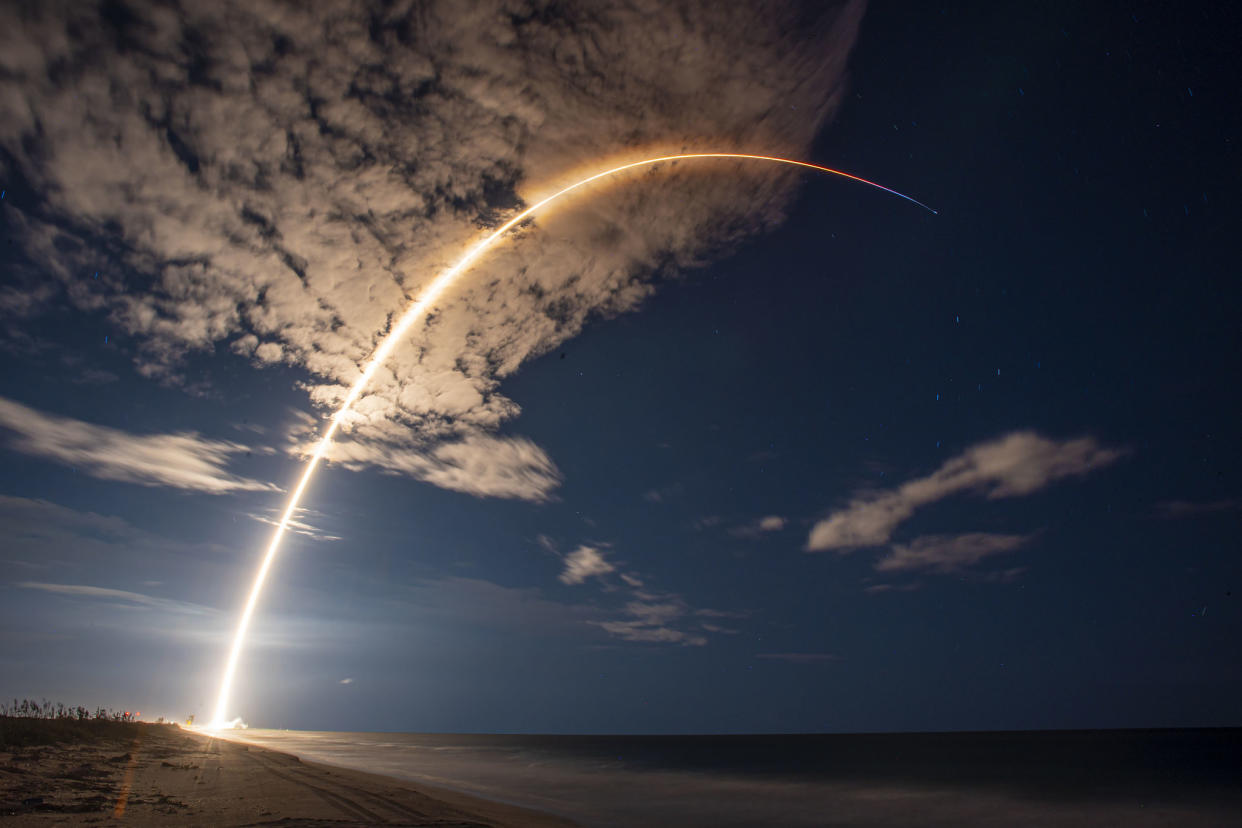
xmin=227 ymin=728 xmax=1242 ymax=826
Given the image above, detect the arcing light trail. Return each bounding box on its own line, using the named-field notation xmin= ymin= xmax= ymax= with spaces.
xmin=208 ymin=153 xmax=935 ymax=728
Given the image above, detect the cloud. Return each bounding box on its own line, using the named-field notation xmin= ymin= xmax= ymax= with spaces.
xmin=642 ymin=483 xmax=685 ymax=503
xmin=0 ymin=495 xmax=231 ymax=573
xmin=71 ymin=368 xmax=120 ymax=386
xmin=729 ymin=514 xmax=787 ymax=538
xmin=558 ymin=545 xmax=615 ymax=585
xmin=17 ymin=581 xmax=217 ymax=617
xmin=339 ymin=677 xmax=354 ymax=685
xmin=1155 ymin=498 xmax=1242 ymax=519
xmin=874 ymin=533 xmax=1031 ymax=574
xmin=0 ymin=498 xmax=370 ymax=651
xmin=972 ymin=566 xmax=1028 ymax=584
xmin=758 ymin=515 xmax=787 ymax=531
xmin=806 ymin=432 xmax=1125 ymax=552
xmin=248 ymin=506 xmax=342 ymax=542
xmin=863 ymin=583 xmax=921 ymax=595
xmin=329 ymin=433 xmax=562 ymax=502
xmin=552 ymin=543 xmax=736 ymax=645
xmin=13 ymin=579 xmax=361 ymax=650
xmin=402 ymin=576 xmax=600 ymax=637
xmin=401 ymin=569 xmax=731 ymax=649
xmin=756 ymin=652 xmax=839 ymax=664
xmin=699 ymin=623 xmax=739 ymax=634
xmin=0 ymin=0 xmax=865 ymax=501
xmin=694 ymin=608 xmax=750 ymax=619
xmin=591 ymin=592 xmax=713 ymax=647
xmin=593 ymin=620 xmax=707 ymax=646
xmin=0 ymin=396 xmax=278 ymax=494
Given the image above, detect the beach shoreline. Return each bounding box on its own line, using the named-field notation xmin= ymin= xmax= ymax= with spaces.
xmin=0 ymin=721 xmax=577 ymax=826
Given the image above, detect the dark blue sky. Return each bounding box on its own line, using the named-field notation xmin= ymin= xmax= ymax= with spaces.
xmin=1 ymin=0 xmax=1239 ymax=733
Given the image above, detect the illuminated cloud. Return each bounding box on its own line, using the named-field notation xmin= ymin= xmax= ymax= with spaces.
xmin=0 ymin=396 xmax=277 ymax=494
xmin=0 ymin=495 xmax=231 ymax=578
xmin=806 ymin=432 xmax=1125 ymax=552
xmin=325 ymin=432 xmax=562 ymax=502
xmin=0 ymin=0 xmax=864 ymax=499
xmin=874 ymin=533 xmax=1031 ymax=574
xmin=559 ymin=546 xmax=615 ymax=585
xmin=248 ymin=506 xmax=342 ymax=542
xmin=15 ymin=580 xmax=360 ymax=650
xmin=17 ymin=582 xmax=216 ymax=617
xmin=1 ymin=498 xmax=375 ymax=651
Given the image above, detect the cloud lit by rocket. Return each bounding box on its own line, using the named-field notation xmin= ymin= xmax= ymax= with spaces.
xmin=208 ymin=152 xmax=934 ymax=727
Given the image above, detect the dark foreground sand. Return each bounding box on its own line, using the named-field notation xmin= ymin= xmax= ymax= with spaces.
xmin=0 ymin=722 xmax=577 ymax=826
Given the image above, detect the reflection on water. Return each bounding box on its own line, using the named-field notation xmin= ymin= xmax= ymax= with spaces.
xmin=227 ymin=729 xmax=1242 ymax=827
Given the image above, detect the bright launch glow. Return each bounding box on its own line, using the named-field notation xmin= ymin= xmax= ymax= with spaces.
xmin=208 ymin=153 xmax=934 ymax=728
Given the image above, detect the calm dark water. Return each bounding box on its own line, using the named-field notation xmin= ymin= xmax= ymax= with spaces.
xmin=229 ymin=728 xmax=1242 ymax=827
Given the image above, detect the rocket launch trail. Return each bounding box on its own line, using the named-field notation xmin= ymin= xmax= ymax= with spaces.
xmin=208 ymin=153 xmax=935 ymax=728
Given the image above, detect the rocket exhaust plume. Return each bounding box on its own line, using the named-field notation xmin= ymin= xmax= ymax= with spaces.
xmin=208 ymin=153 xmax=934 ymax=728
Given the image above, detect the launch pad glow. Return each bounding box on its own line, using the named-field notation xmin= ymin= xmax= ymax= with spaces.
xmin=208 ymin=153 xmax=934 ymax=729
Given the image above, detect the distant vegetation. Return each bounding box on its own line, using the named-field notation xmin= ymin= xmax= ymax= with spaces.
xmin=0 ymin=698 xmax=167 ymax=749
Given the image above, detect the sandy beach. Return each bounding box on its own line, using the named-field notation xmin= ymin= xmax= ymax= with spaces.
xmin=0 ymin=722 xmax=577 ymax=826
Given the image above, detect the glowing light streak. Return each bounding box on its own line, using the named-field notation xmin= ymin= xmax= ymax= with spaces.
xmin=208 ymin=153 xmax=935 ymax=728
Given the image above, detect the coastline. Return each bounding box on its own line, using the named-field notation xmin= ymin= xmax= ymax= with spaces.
xmin=1 ymin=722 xmax=577 ymax=826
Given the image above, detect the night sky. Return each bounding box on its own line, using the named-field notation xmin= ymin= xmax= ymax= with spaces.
xmin=2 ymin=1 xmax=1239 ymax=734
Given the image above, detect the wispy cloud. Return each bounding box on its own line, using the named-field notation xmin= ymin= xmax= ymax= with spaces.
xmin=415 ymin=541 xmax=725 ymax=648
xmin=339 ymin=677 xmax=354 ymax=685
xmin=559 ymin=546 xmax=615 ymax=585
xmin=248 ymin=506 xmax=342 ymax=542
xmin=694 ymin=608 xmax=750 ymax=619
xmin=591 ymin=589 xmax=746 ymax=647
xmin=863 ymin=583 xmax=921 ymax=595
xmin=398 ymin=577 xmax=608 ymax=645
xmin=17 ymin=581 xmax=216 ymax=617
xmin=757 ymin=652 xmax=839 ymax=664
xmin=1155 ymin=497 xmax=1242 ymax=519
xmin=729 ymin=514 xmax=787 ymax=538
xmin=553 ymin=544 xmax=739 ymax=646
xmin=700 ymin=623 xmax=740 ymax=634
xmin=642 ymin=483 xmax=685 ymax=504
xmin=0 ymin=396 xmax=277 ymax=494
xmin=594 ymin=622 xmax=707 ymax=646
xmin=875 ymin=533 xmax=1032 ymax=574
xmin=807 ymin=432 xmax=1124 ymax=552
xmin=14 ymin=579 xmax=364 ymax=650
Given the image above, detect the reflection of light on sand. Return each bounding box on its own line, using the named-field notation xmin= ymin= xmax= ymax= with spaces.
xmin=209 ymin=153 xmax=936 ymax=730
xmin=111 ymin=728 xmax=144 ymax=818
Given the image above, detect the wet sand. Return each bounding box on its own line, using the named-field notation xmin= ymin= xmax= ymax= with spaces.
xmin=0 ymin=722 xmax=577 ymax=826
